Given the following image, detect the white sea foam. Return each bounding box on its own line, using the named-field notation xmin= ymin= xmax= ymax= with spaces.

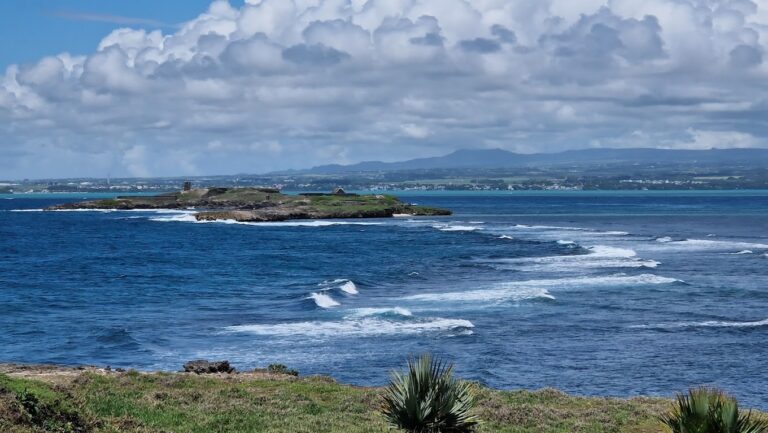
xmin=11 ymin=208 xmax=116 ymax=213
xmin=319 ymin=279 xmax=359 ymax=294
xmin=149 ymin=215 xmax=384 ymax=227
xmin=726 ymin=250 xmax=753 ymax=255
xmin=586 ymin=245 xmax=637 ymax=258
xmin=658 ymin=239 xmax=768 ymax=250
xmin=499 ymin=235 xmax=514 ymax=240
xmin=348 ymin=307 xmax=413 ymax=318
xmin=497 ymin=258 xmax=660 ymax=271
xmin=320 ymin=278 xmax=348 ymax=286
xmin=486 ymin=245 xmax=659 ymax=270
xmin=150 ymin=213 xmax=198 ymax=223
xmin=404 ymin=287 xmax=555 ymax=303
xmin=433 ymin=224 xmax=481 ymax=232
xmin=557 ymin=240 xmax=576 ymax=245
xmin=656 ymin=237 xmax=673 ymax=243
xmin=403 ymin=273 xmax=679 ymax=304
xmin=339 ymin=281 xmax=359 ymax=294
xmin=309 ymin=292 xmax=340 ymax=308
xmin=631 ymin=318 xmax=768 ymax=330
xmin=512 ymin=224 xmax=628 ymax=236
xmin=224 ymin=317 xmax=473 ymax=337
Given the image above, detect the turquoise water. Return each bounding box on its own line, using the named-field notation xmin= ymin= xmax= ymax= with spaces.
xmin=1 ymin=191 xmax=767 ymax=407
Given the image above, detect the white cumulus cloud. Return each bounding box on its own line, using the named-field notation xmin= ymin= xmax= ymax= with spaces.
xmin=1 ymin=0 xmax=767 ymax=178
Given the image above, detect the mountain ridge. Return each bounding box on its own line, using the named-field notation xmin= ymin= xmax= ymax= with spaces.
xmin=277 ymin=147 xmax=768 ymax=175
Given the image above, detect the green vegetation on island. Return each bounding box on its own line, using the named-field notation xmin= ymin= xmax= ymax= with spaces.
xmin=45 ymin=187 xmax=451 ymax=222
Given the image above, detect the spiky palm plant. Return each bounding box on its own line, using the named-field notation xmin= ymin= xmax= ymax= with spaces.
xmin=660 ymin=387 xmax=768 ymax=433
xmin=382 ymin=354 xmax=478 ymax=433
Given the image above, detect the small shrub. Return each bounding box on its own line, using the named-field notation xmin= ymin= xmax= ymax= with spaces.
xmin=14 ymin=388 xmax=89 ymax=433
xmin=267 ymin=364 xmax=299 ymax=376
xmin=660 ymin=387 xmax=768 ymax=433
xmin=16 ymin=388 xmax=41 ymax=422
xmin=382 ymin=354 xmax=478 ymax=433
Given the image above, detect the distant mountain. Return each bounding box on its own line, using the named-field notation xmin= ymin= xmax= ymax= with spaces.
xmin=280 ymin=148 xmax=768 ymax=174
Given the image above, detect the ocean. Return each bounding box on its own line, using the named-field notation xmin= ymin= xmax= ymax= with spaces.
xmin=1 ymin=191 xmax=767 ymax=407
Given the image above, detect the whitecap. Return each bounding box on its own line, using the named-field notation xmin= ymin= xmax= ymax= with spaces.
xmin=557 ymin=240 xmax=576 ymax=245
xmin=404 ymin=287 xmax=555 ymax=304
xmin=655 ymin=237 xmax=673 ymax=243
xmin=433 ymin=224 xmax=481 ymax=232
xmin=151 ymin=216 xmax=384 ymax=227
xmin=402 ymin=273 xmax=679 ymax=304
xmin=320 ymin=278 xmax=349 ymax=286
xmin=150 ymin=213 xmax=198 ymax=223
xmin=631 ymin=318 xmax=768 ymax=330
xmin=339 ymin=281 xmax=359 ymax=295
xmin=725 ymin=250 xmax=753 ymax=255
xmin=348 ymin=307 xmax=413 ymax=318
xmin=499 ymin=235 xmax=514 ymax=240
xmin=660 ymin=239 xmax=768 ymax=250
xmin=484 ymin=245 xmax=659 ymax=271
xmin=308 ymin=292 xmax=340 ymax=308
xmin=12 ymin=208 xmax=120 ymax=213
xmin=586 ymin=245 xmax=637 ymax=258
xmin=512 ymin=224 xmax=627 ymax=236
xmin=224 ymin=317 xmax=473 ymax=337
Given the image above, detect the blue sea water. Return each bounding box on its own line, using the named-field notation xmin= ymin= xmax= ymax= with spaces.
xmin=1 ymin=191 xmax=768 ymax=407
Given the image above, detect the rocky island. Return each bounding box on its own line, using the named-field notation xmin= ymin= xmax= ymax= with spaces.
xmin=46 ymin=186 xmax=451 ymax=222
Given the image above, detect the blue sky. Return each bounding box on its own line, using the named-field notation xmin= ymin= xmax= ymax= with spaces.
xmin=1 ymin=0 xmax=767 ymax=179
xmin=0 ymin=1 xmax=242 ymax=69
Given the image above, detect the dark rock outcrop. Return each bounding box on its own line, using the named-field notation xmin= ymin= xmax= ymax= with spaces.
xmin=183 ymin=360 xmax=235 ymax=374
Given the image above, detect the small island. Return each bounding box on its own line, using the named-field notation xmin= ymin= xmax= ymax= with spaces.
xmin=46 ymin=185 xmax=451 ymax=222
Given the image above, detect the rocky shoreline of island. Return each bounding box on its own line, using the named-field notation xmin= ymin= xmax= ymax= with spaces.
xmin=45 ymin=186 xmax=451 ymax=222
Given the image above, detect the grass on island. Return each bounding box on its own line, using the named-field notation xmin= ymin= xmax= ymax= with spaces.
xmin=0 ymin=369 xmax=678 ymax=433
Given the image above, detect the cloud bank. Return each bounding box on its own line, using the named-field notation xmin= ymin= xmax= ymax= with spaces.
xmin=2 ymin=0 xmax=768 ymax=178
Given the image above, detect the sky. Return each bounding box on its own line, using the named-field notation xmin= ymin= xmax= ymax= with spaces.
xmin=1 ymin=0 xmax=768 ymax=179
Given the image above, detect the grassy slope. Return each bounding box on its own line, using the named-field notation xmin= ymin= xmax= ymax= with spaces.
xmin=0 ymin=371 xmax=674 ymax=433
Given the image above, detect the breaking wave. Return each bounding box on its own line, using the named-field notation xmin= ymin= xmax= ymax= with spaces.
xmin=631 ymin=318 xmax=768 ymax=330
xmin=657 ymin=239 xmax=768 ymax=251
xmin=433 ymin=224 xmax=481 ymax=232
xmin=347 ymin=307 xmax=413 ymax=318
xmin=224 ymin=317 xmax=473 ymax=337
xmin=309 ymin=292 xmax=340 ymax=308
xmin=512 ymin=224 xmax=628 ymax=236
xmin=339 ymin=281 xmax=359 ymax=294
xmin=149 ymin=214 xmax=384 ymax=227
xmin=319 ymin=279 xmax=359 ymax=295
xmin=403 ymin=273 xmax=680 ymax=304
xmin=403 ymin=287 xmax=555 ymax=304
xmin=487 ymin=245 xmax=659 ymax=270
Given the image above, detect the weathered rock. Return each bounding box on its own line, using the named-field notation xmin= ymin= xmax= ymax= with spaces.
xmin=183 ymin=360 xmax=235 ymax=374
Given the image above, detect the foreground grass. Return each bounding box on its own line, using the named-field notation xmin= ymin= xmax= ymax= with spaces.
xmin=0 ymin=369 xmax=684 ymax=432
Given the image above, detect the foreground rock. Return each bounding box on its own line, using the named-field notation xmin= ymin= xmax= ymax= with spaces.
xmin=46 ymin=187 xmax=451 ymax=222
xmin=182 ymin=360 xmax=235 ymax=374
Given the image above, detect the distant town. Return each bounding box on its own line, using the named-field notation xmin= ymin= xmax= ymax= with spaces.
xmin=3 ymin=165 xmax=767 ymax=194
